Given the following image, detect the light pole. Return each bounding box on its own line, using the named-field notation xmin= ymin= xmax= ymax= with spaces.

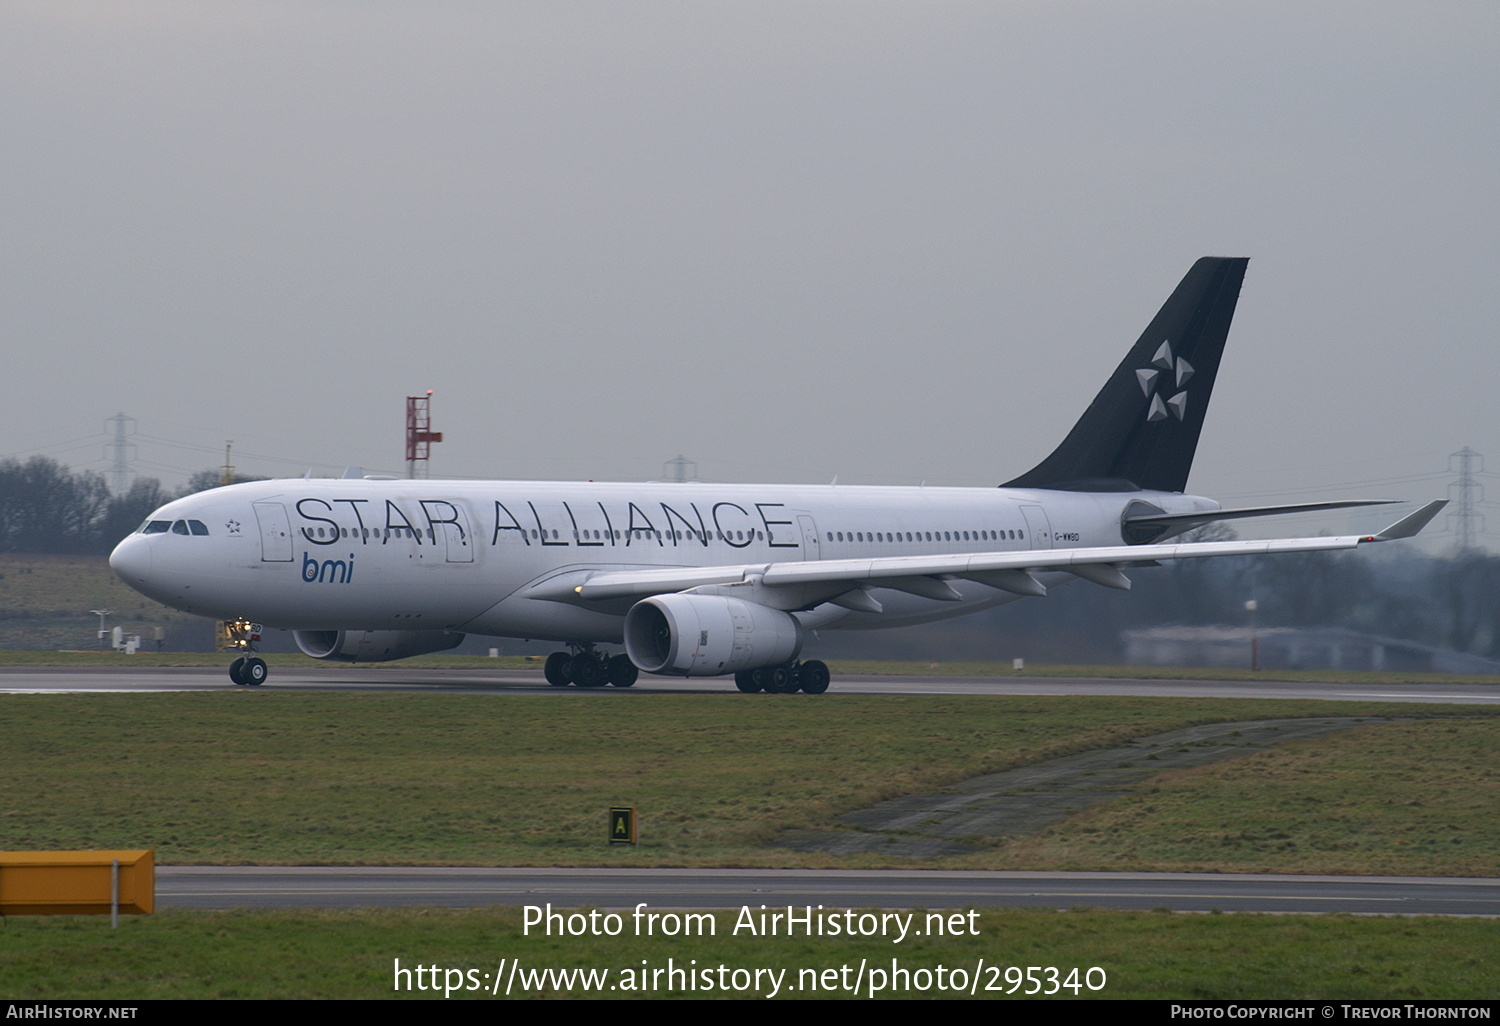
xmin=89 ymin=609 xmax=112 ymax=650
xmin=1244 ymin=599 xmax=1259 ymax=671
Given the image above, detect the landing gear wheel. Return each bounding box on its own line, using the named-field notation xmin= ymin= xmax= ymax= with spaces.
xmin=244 ymin=657 xmax=267 ymax=687
xmin=607 ymin=654 xmax=638 ymax=688
xmin=571 ymin=652 xmax=606 ymax=687
xmin=544 ymin=651 xmax=573 ymax=687
xmin=734 ymin=671 xmax=761 ymax=693
xmin=766 ymin=665 xmax=793 ymax=693
xmin=228 ymin=657 xmax=247 ymax=686
xmin=750 ymin=667 xmax=772 ymax=693
xmin=798 ymin=659 xmax=830 ymax=694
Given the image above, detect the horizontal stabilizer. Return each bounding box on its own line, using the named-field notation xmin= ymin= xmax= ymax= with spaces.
xmin=1124 ymin=499 xmax=1399 ymax=531
xmin=1121 ymin=498 xmax=1402 ymax=544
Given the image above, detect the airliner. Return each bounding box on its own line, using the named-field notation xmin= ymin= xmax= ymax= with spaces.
xmin=109 ymin=258 xmax=1443 ymax=691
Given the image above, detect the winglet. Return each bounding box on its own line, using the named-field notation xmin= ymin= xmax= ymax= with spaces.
xmin=1370 ymin=500 xmax=1447 ymax=542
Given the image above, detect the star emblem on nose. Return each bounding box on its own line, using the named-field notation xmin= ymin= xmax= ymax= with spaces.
xmin=226 ymin=520 xmax=242 ymax=534
xmin=1137 ymin=340 xmax=1193 ymax=422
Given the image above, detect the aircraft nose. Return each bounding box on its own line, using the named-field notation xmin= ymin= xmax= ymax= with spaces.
xmin=109 ymin=535 xmax=153 ymax=590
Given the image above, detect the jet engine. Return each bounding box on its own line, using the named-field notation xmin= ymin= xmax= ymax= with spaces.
xmin=294 ymin=629 xmax=465 ymax=663
xmin=624 ymin=593 xmax=803 ymax=677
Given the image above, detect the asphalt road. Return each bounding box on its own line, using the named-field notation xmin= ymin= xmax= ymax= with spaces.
xmin=156 ymin=866 xmax=1500 ymax=916
xmin=3 ymin=664 xmax=1499 ymax=704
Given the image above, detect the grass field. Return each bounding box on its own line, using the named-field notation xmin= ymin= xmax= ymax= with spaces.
xmin=0 ymin=553 xmax=198 ymax=651
xmin=5 ymin=687 xmax=1499 ymax=1000
xmin=2 ymin=907 xmax=1493 ymax=1000
xmin=0 ymin=554 xmax=155 ymax=616
xmin=3 ymin=691 xmax=1497 ymax=874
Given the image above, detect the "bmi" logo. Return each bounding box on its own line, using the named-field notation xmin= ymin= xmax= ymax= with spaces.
xmin=302 ymin=551 xmax=354 ymax=584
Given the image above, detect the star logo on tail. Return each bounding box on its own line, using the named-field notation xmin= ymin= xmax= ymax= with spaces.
xmin=1137 ymin=340 xmax=1193 ymax=422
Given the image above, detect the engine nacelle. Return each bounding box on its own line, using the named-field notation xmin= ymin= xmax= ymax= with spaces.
xmin=624 ymin=593 xmax=803 ymax=677
xmin=293 ymin=629 xmax=465 ymax=663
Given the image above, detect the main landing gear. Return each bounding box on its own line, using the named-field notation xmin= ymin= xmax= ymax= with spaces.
xmin=734 ymin=659 xmax=831 ymax=695
xmin=544 ymin=644 xmax=639 ymax=688
xmin=220 ymin=619 xmax=267 ymax=686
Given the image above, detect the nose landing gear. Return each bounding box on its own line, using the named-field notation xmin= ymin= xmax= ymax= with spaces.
xmin=229 ymin=655 xmax=268 ymax=686
xmin=219 ymin=620 xmax=267 ymax=686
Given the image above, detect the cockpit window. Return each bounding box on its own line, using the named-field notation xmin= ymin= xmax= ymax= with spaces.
xmin=141 ymin=521 xmax=171 ymax=534
xmin=171 ymin=520 xmax=190 ymax=535
xmin=189 ymin=520 xmax=209 ymax=536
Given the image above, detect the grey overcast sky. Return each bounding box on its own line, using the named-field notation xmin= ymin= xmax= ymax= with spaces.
xmin=3 ymin=2 xmax=1497 ymax=540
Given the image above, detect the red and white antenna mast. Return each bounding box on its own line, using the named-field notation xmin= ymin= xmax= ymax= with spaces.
xmin=405 ymin=391 xmax=443 ymax=478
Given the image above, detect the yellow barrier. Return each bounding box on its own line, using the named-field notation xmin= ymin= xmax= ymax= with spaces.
xmin=0 ymin=850 xmax=154 ymax=919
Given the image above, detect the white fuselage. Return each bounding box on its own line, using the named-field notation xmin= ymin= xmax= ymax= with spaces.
xmin=108 ymin=477 xmax=1216 ymax=643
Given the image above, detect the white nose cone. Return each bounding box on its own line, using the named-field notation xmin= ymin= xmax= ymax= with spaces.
xmin=109 ymin=535 xmax=153 ymax=593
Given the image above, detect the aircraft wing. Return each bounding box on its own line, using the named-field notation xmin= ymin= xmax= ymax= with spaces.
xmin=572 ymin=500 xmax=1446 ymax=602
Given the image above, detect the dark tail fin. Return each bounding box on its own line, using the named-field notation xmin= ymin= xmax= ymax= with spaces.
xmin=1002 ymin=256 xmax=1248 ymax=494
